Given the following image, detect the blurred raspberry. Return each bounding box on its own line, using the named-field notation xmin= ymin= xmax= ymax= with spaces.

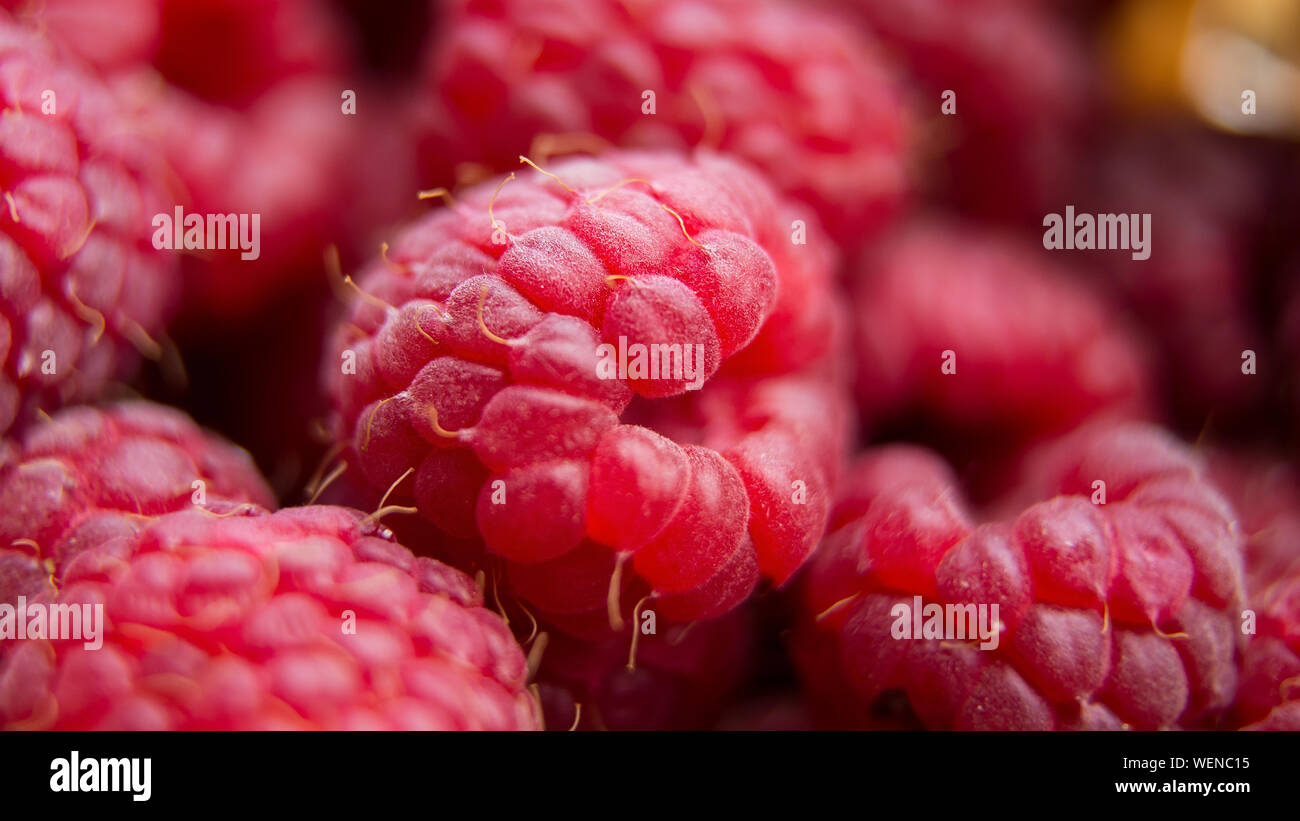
xmin=0 ymin=504 xmax=537 ymax=729
xmin=831 ymin=0 xmax=1095 ymax=222
xmin=413 ymin=0 xmax=911 ymax=246
xmin=795 ymin=423 xmax=1244 ymax=730
xmin=13 ymin=0 xmax=416 ymax=324
xmin=0 ymin=13 xmax=180 ymax=435
xmin=4 ymin=0 xmax=350 ymax=105
xmin=851 ymin=220 xmax=1152 ymax=498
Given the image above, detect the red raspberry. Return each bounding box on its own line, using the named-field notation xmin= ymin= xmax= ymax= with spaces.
xmin=4 ymin=0 xmax=349 ymax=106
xmin=796 ymin=423 xmax=1245 ymax=730
xmin=0 ymin=13 xmax=179 ymax=434
xmin=324 ymin=150 xmax=849 ymax=633
xmin=831 ymin=0 xmax=1093 ymax=222
xmin=0 ymin=401 xmax=274 ymax=608
xmin=117 ymin=76 xmax=373 ymax=323
xmin=14 ymin=0 xmax=414 ymax=323
xmin=0 ymin=504 xmax=537 ymax=729
xmin=533 ymin=605 xmax=755 ymax=730
xmin=413 ymin=0 xmax=910 ymax=245
xmin=852 ymin=220 xmax=1152 ymax=496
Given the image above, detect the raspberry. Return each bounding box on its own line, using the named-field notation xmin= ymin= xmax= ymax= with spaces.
xmin=5 ymin=0 xmax=349 ymax=105
xmin=119 ymin=76 xmax=371 ymax=323
xmin=16 ymin=0 xmax=414 ymax=323
xmin=0 ymin=504 xmax=538 ymax=729
xmin=795 ymin=423 xmax=1245 ymax=730
xmin=533 ymin=605 xmax=755 ymax=730
xmin=831 ymin=0 xmax=1094 ymax=222
xmin=852 ymin=220 xmax=1152 ymax=497
xmin=0 ymin=401 xmax=274 ymax=609
xmin=0 ymin=13 xmax=179 ymax=435
xmin=324 ymin=150 xmax=849 ymax=633
xmin=413 ymin=0 xmax=910 ymax=245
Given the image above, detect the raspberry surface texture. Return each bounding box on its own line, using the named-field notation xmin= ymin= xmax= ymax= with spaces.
xmin=324 ymin=149 xmax=849 ymax=633
xmin=796 ymin=423 xmax=1245 ymax=730
xmin=0 ymin=504 xmax=537 ymax=729
xmin=0 ymin=13 xmax=179 ymax=434
xmin=413 ymin=0 xmax=910 ymax=245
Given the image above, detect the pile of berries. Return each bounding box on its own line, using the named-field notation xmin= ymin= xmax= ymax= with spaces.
xmin=0 ymin=0 xmax=1295 ymax=732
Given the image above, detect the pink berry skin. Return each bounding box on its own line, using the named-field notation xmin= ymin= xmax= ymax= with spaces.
xmin=795 ymin=423 xmax=1246 ymax=730
xmin=324 ymin=149 xmax=850 ymax=635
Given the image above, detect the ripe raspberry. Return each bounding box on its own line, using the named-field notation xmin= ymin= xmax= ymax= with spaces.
xmin=852 ymin=220 xmax=1152 ymax=496
xmin=533 ymin=605 xmax=755 ymax=730
xmin=413 ymin=0 xmax=910 ymax=245
xmin=0 ymin=13 xmax=179 ymax=434
xmin=796 ymin=423 xmax=1245 ymax=730
xmin=830 ymin=0 xmax=1094 ymax=222
xmin=324 ymin=150 xmax=849 ymax=633
xmin=0 ymin=401 xmax=274 ymax=610
xmin=0 ymin=504 xmax=538 ymax=729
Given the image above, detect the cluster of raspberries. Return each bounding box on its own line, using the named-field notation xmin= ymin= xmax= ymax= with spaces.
xmin=0 ymin=0 xmax=1296 ymax=733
